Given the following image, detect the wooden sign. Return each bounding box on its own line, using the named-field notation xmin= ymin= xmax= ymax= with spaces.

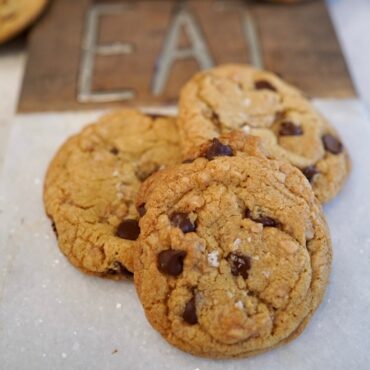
xmin=18 ymin=0 xmax=355 ymax=113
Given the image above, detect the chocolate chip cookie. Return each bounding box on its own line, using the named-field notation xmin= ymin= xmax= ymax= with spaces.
xmin=178 ymin=64 xmax=350 ymax=203
xmin=134 ymin=132 xmax=332 ymax=358
xmin=0 ymin=0 xmax=48 ymax=44
xmin=44 ymin=110 xmax=181 ymax=279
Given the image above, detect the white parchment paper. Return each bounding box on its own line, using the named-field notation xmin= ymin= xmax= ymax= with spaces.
xmin=1 ymin=101 xmax=370 ymax=370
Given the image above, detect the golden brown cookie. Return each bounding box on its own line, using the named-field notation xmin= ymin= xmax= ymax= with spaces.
xmin=0 ymin=0 xmax=48 ymax=44
xmin=135 ymin=132 xmax=332 ymax=358
xmin=178 ymin=64 xmax=350 ymax=203
xmin=44 ymin=110 xmax=181 ymax=279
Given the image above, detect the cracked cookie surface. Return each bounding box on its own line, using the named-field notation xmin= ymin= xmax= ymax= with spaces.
xmin=44 ymin=110 xmax=181 ymax=279
xmin=135 ymin=133 xmax=332 ymax=358
xmin=178 ymin=64 xmax=350 ymax=203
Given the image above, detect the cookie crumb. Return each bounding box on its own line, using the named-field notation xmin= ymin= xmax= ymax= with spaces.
xmin=112 ymin=349 xmax=118 ymax=354
xmin=207 ymin=251 xmax=219 ymax=267
xmin=116 ymin=303 xmax=122 ymax=309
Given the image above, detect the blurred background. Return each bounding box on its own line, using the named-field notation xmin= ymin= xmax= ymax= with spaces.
xmin=1 ymin=0 xmax=369 ymax=166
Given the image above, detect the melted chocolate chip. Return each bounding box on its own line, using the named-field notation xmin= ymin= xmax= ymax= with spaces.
xmin=245 ymin=208 xmax=278 ymax=227
xmin=51 ymin=221 xmax=58 ymax=237
xmin=148 ymin=114 xmax=166 ymax=119
xmin=227 ymin=252 xmax=252 ymax=279
xmin=110 ymin=147 xmax=119 ymax=155
xmin=255 ymin=80 xmax=277 ymax=92
xmin=205 ymin=138 xmax=233 ymax=160
xmin=116 ymin=219 xmax=140 ymax=240
xmin=183 ymin=295 xmax=198 ymax=325
xmin=137 ymin=203 xmax=146 ymax=217
xmin=170 ymin=212 xmax=196 ymax=233
xmin=322 ymin=134 xmax=343 ymax=154
xmin=302 ymin=165 xmax=319 ymax=183
xmin=253 ymin=215 xmax=278 ymax=227
xmin=182 ymin=158 xmax=194 ymax=164
xmin=279 ymin=121 xmax=303 ymax=136
xmin=157 ymin=250 xmax=187 ymax=276
xmin=106 ymin=261 xmax=133 ymax=277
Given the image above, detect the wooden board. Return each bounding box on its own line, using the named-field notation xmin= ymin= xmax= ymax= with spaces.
xmin=18 ymin=0 xmax=355 ymax=113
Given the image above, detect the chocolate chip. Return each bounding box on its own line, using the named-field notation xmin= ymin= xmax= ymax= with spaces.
xmin=302 ymin=165 xmax=319 ymax=183
xmin=116 ymin=219 xmax=140 ymax=240
xmin=137 ymin=203 xmax=146 ymax=217
xmin=227 ymin=252 xmax=251 ymax=279
xmin=183 ymin=295 xmax=198 ymax=325
xmin=245 ymin=208 xmax=279 ymax=227
xmin=110 ymin=147 xmax=119 ymax=155
xmin=170 ymin=212 xmax=196 ymax=233
xmin=106 ymin=261 xmax=133 ymax=277
xmin=148 ymin=114 xmax=165 ymax=119
xmin=255 ymin=80 xmax=277 ymax=92
xmin=279 ymin=121 xmax=303 ymax=136
xmin=253 ymin=216 xmax=278 ymax=227
xmin=182 ymin=158 xmax=194 ymax=164
xmin=51 ymin=221 xmax=58 ymax=237
xmin=157 ymin=250 xmax=187 ymax=276
xmin=205 ymin=138 xmax=233 ymax=160
xmin=322 ymin=134 xmax=343 ymax=154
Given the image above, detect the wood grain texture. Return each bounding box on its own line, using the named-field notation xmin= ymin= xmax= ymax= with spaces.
xmin=18 ymin=0 xmax=355 ymax=113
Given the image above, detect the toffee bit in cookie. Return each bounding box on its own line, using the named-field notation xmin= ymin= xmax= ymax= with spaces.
xmin=170 ymin=212 xmax=196 ymax=233
xmin=322 ymin=134 xmax=343 ymax=154
xmin=302 ymin=165 xmax=319 ymax=183
xmin=254 ymin=80 xmax=277 ymax=92
xmin=51 ymin=221 xmax=58 ymax=237
xmin=137 ymin=203 xmax=146 ymax=217
xmin=183 ymin=295 xmax=198 ymax=325
xmin=227 ymin=252 xmax=252 ymax=279
xmin=106 ymin=261 xmax=133 ymax=277
xmin=110 ymin=147 xmax=119 ymax=155
xmin=279 ymin=121 xmax=303 ymax=136
xmin=157 ymin=250 xmax=187 ymax=276
xmin=116 ymin=219 xmax=140 ymax=240
xmin=205 ymin=138 xmax=233 ymax=160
